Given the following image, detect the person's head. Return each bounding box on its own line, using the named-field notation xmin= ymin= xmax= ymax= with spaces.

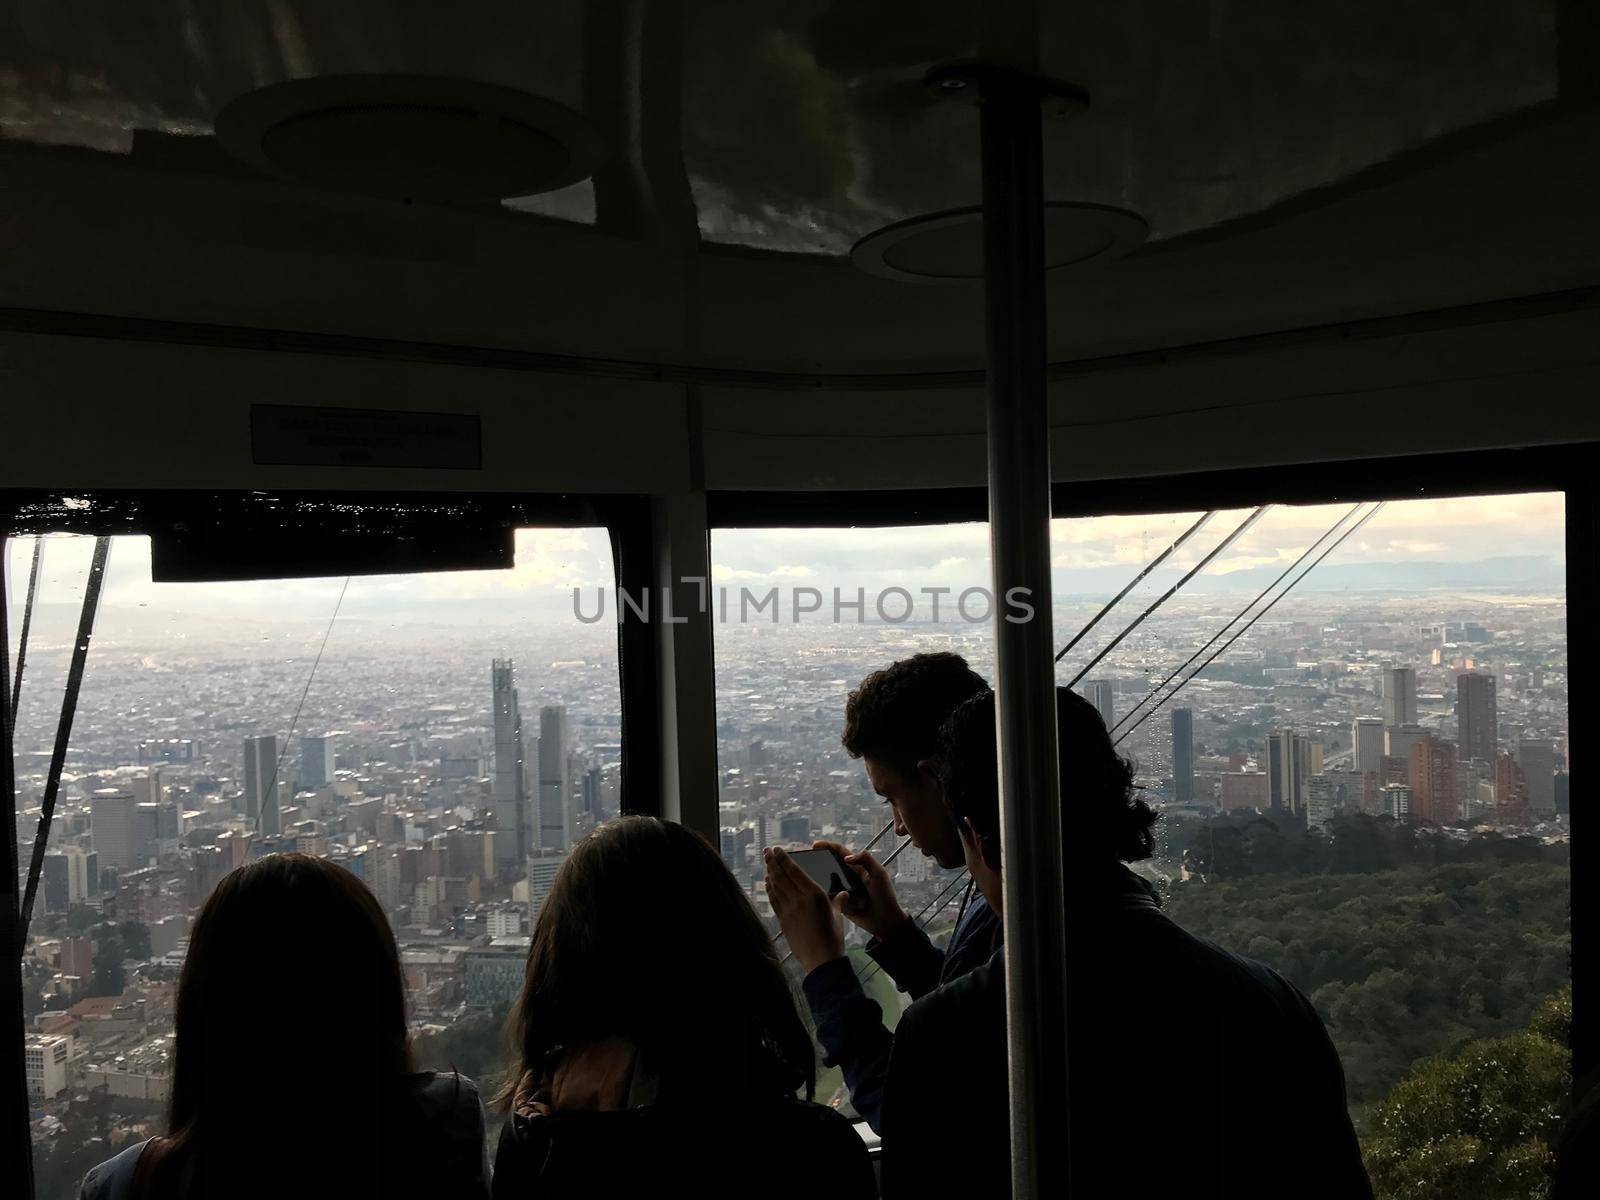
xmin=842 ymin=652 xmax=990 ymax=868
xmin=936 ymin=687 xmax=1157 ymax=878
xmin=505 ymin=816 xmax=814 ymax=1104
xmin=148 ymin=853 xmax=411 ymax=1194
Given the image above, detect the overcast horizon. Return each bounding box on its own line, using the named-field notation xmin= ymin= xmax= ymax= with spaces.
xmin=6 ymin=493 xmax=1566 ymax=631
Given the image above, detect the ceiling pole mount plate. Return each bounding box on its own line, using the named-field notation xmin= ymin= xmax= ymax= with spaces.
xmin=924 ymin=60 xmax=1089 ymax=119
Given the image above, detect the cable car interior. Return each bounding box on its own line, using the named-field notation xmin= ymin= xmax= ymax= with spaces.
xmin=3 ymin=3 xmax=1595 ymax=1198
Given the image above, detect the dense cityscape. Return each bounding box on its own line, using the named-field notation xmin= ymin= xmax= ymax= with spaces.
xmin=13 ymin=501 xmax=1572 ymax=1198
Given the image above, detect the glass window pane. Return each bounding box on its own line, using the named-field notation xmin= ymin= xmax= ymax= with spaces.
xmin=16 ymin=527 xmax=619 ymax=1199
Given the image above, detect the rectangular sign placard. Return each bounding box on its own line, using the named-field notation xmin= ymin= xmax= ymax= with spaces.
xmin=251 ymin=404 xmax=482 ymax=469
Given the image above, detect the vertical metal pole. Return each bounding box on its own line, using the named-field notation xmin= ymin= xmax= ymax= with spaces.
xmin=1568 ymin=484 xmax=1597 ymax=1086
xmin=979 ymin=71 xmax=1071 ymax=1200
xmin=1 ymin=535 xmax=39 ymax=1199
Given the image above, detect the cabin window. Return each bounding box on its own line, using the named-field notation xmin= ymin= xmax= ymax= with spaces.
xmin=713 ymin=491 xmax=1571 ymax=1164
xmin=12 ymin=526 xmax=621 ymax=1195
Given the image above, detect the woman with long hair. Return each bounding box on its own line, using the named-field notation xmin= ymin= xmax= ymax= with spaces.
xmin=493 ymin=816 xmax=874 ymax=1198
xmin=79 ymin=853 xmax=488 ymax=1200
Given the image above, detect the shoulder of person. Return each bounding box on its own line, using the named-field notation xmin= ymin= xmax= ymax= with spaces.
xmin=902 ymin=945 xmax=1006 ymax=1030
xmin=80 ymin=1138 xmax=152 ymax=1200
xmin=404 ymin=1071 xmax=488 ymax=1143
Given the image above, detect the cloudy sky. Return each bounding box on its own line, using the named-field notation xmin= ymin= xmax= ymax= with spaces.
xmin=4 ymin=492 xmax=1566 ymax=625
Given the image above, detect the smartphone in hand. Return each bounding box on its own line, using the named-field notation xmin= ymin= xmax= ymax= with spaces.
xmin=785 ymin=847 xmax=869 ymax=902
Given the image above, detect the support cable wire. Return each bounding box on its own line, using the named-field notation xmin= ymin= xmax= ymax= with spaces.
xmin=1109 ymin=504 xmax=1366 ymax=739
xmin=857 ymin=869 xmax=974 ymax=988
xmin=1115 ymin=502 xmax=1387 ymax=746
xmin=256 ymin=577 xmax=350 ymax=835
xmin=8 ymin=537 xmax=44 ymax=725
xmin=17 ymin=537 xmax=111 ymax=950
xmin=1065 ymin=506 xmax=1272 ymax=689
xmin=1055 ymin=512 xmax=1215 ymax=663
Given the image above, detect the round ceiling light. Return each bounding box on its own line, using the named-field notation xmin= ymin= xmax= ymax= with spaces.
xmin=216 ymin=75 xmax=606 ymax=204
xmin=851 ymin=202 xmax=1147 ymax=284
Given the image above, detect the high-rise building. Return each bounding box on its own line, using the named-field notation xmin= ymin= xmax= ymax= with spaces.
xmin=1264 ymin=731 xmax=1315 ymax=815
xmin=1383 ymin=666 xmax=1417 ymax=727
xmin=1384 ymin=723 xmax=1429 ymax=769
xmin=1084 ymin=680 xmax=1116 ymax=732
xmin=242 ymin=734 xmax=278 ymax=824
xmin=1352 ymin=717 xmax=1384 ymax=775
xmin=301 ymin=733 xmax=335 ymax=789
xmin=90 ymin=788 xmax=139 ymax=871
xmin=65 ymin=848 xmax=98 ymax=903
xmin=779 ymin=813 xmax=811 ymax=845
xmin=538 ymin=706 xmax=570 ymax=854
xmin=1305 ymin=776 xmax=1337 ymax=831
xmin=527 ymin=852 xmax=566 ymax=916
xmin=492 ymin=660 xmax=529 ymax=869
xmin=1171 ymin=708 xmax=1194 ymax=804
xmin=1456 ymin=672 xmax=1497 ymax=764
xmin=40 ymin=853 xmax=69 ymax=914
xmin=1514 ymin=738 xmax=1556 ymax=815
xmin=1383 ymin=783 xmax=1413 ymax=822
xmin=1409 ymin=736 xmax=1459 ymax=825
xmin=1494 ymin=751 xmax=1528 ymax=824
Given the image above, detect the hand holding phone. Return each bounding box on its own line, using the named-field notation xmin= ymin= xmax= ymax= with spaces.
xmin=784 ymin=847 xmax=869 ymax=903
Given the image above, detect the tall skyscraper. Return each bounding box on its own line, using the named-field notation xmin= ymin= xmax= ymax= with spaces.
xmin=1171 ymin=708 xmax=1194 ymax=804
xmin=1494 ymin=750 xmax=1529 ymax=824
xmin=90 ymin=788 xmax=139 ymax=871
xmin=1352 ymin=717 xmax=1384 ymax=775
xmin=1084 ymin=681 xmax=1116 ymax=731
xmin=1455 ymin=672 xmax=1497 ymax=764
xmin=1409 ymin=736 xmax=1459 ymax=825
xmin=492 ymin=660 xmax=529 ymax=868
xmin=1265 ymin=731 xmax=1314 ymax=815
xmin=1514 ymin=738 xmax=1556 ymax=814
xmin=539 ymin=706 xmax=570 ymax=854
xmin=301 ymin=733 xmax=335 ymax=789
xmin=1382 ymin=666 xmax=1417 ymax=727
xmin=242 ymin=735 xmax=278 ymax=823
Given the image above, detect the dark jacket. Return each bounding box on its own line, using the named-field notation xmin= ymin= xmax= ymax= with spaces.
xmin=879 ymin=866 xmax=1373 ymax=1199
xmin=491 ymin=1097 xmax=875 ymax=1200
xmin=802 ymin=879 xmax=1003 ymax=1132
xmin=78 ymin=1071 xmax=490 ymax=1200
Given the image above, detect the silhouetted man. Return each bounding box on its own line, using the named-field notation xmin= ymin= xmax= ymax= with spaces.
xmin=766 ymin=652 xmax=999 ymax=1133
xmin=879 ymin=688 xmax=1372 ymax=1199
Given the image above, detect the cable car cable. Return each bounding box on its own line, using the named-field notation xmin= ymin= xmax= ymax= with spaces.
xmin=1065 ymin=505 xmax=1271 ymax=689
xmin=17 ymin=537 xmax=111 ymax=950
xmin=1054 ymin=511 xmax=1215 ymax=663
xmin=1108 ymin=503 xmax=1364 ymax=738
xmin=8 ymin=536 xmax=44 ymax=726
xmin=256 ymin=577 xmax=350 ymax=836
xmin=1114 ymin=503 xmax=1386 ymax=745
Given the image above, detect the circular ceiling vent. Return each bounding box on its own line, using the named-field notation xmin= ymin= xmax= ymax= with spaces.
xmin=216 ymin=75 xmax=606 ymax=204
xmin=851 ymin=202 xmax=1147 ymax=284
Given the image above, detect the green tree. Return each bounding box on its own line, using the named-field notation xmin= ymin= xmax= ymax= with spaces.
xmin=1361 ymin=987 xmax=1571 ymax=1200
xmin=119 ymin=921 xmax=151 ymax=961
xmin=90 ymin=928 xmax=126 ymax=997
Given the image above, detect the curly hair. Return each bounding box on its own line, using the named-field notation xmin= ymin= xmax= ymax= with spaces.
xmin=841 ymin=652 xmax=989 ymax=775
xmin=936 ymin=687 xmax=1157 ymax=867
